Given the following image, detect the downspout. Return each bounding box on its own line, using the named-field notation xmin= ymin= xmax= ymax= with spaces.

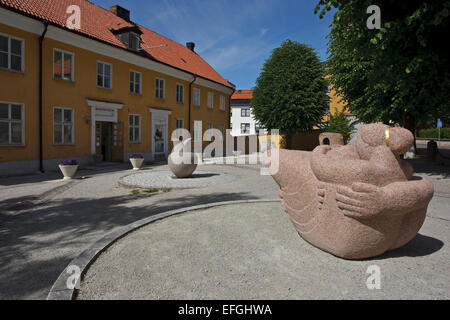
xmin=188 ymin=74 xmax=197 ymax=134
xmin=39 ymin=21 xmax=49 ymax=173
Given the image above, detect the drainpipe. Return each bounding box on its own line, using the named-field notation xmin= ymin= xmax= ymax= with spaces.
xmin=39 ymin=21 xmax=49 ymax=173
xmin=188 ymin=74 xmax=197 ymax=134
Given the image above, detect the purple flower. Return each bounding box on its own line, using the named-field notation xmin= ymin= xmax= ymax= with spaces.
xmin=130 ymin=154 xmax=144 ymax=159
xmin=60 ymin=160 xmax=78 ymax=166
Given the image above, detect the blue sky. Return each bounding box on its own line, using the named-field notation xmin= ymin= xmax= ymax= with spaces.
xmin=94 ymin=0 xmax=335 ymax=89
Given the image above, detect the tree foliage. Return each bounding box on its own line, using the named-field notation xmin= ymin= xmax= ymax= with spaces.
xmin=315 ymin=0 xmax=450 ymax=128
xmin=322 ymin=110 xmax=357 ymax=143
xmin=251 ymin=40 xmax=329 ymax=135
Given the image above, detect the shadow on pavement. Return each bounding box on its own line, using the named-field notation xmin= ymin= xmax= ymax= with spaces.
xmin=376 ymin=234 xmax=444 ymax=260
xmin=0 ymin=191 xmax=258 ymax=299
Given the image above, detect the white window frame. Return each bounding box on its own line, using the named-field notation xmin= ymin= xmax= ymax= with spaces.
xmin=208 ymin=92 xmax=214 ymax=109
xmin=176 ymin=118 xmax=185 ymax=130
xmin=0 ymin=32 xmax=25 ymax=73
xmin=241 ymin=123 xmax=250 ymax=134
xmin=97 ymin=61 xmax=113 ymax=89
xmin=130 ymin=70 xmax=142 ymax=94
xmin=155 ymin=78 xmax=166 ymax=99
xmin=175 ymin=118 xmax=185 ymax=141
xmin=220 ymin=95 xmax=226 ymax=111
xmin=207 ymin=122 xmax=214 ymax=130
xmin=0 ymin=102 xmax=25 ymax=146
xmin=53 ymin=107 xmax=74 ymax=145
xmin=176 ymin=83 xmax=185 ymax=103
xmin=129 ymin=114 xmax=141 ymax=143
xmin=53 ymin=48 xmax=74 ymax=81
xmin=241 ymin=108 xmax=251 ymax=117
xmin=193 ymin=88 xmax=201 ymax=106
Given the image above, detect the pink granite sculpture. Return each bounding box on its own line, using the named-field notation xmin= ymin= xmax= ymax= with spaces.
xmin=267 ymin=123 xmax=434 ymax=259
xmin=319 ymin=132 xmax=344 ymax=146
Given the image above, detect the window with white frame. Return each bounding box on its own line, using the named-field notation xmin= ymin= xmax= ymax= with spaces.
xmin=207 ymin=122 xmax=214 ymax=130
xmin=194 ymin=120 xmax=202 ymax=142
xmin=54 ymin=107 xmax=73 ymax=144
xmin=176 ymin=119 xmax=184 ymax=130
xmin=130 ymin=70 xmax=141 ymax=94
xmin=0 ymin=34 xmax=24 ymax=72
xmin=220 ymin=96 xmax=226 ymax=111
xmin=54 ymin=49 xmax=74 ymax=81
xmin=193 ymin=88 xmax=201 ymax=106
xmin=176 ymin=84 xmax=184 ymax=103
xmin=97 ymin=61 xmax=112 ymax=89
xmin=241 ymin=108 xmax=251 ymax=117
xmin=0 ymin=102 xmax=24 ymax=145
xmin=155 ymin=78 xmax=165 ymax=99
xmin=129 ymin=114 xmax=141 ymax=143
xmin=208 ymin=92 xmax=214 ymax=109
xmin=241 ymin=123 xmax=250 ymax=134
xmin=176 ymin=118 xmax=185 ymax=141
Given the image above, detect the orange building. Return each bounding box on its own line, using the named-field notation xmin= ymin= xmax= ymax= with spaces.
xmin=0 ymin=0 xmax=234 ymax=175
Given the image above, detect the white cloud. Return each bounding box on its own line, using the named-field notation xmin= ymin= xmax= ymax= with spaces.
xmin=260 ymin=28 xmax=269 ymax=37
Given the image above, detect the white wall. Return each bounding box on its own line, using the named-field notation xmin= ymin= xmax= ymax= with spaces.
xmin=230 ymin=105 xmax=263 ymax=137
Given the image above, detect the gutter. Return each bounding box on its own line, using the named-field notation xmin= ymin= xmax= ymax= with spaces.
xmin=188 ymin=75 xmax=197 ymax=133
xmin=39 ymin=20 xmax=49 ymax=173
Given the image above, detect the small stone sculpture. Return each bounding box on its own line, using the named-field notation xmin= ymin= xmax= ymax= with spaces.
xmin=168 ymin=138 xmax=198 ymax=178
xmin=266 ymin=123 xmax=434 ymax=259
xmin=319 ymin=132 xmax=344 ymax=146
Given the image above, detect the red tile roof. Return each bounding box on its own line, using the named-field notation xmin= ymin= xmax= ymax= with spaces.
xmin=0 ymin=0 xmax=233 ymax=88
xmin=232 ymin=89 xmax=253 ymax=100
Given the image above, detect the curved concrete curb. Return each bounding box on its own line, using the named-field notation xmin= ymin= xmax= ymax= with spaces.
xmin=47 ymin=199 xmax=281 ymax=300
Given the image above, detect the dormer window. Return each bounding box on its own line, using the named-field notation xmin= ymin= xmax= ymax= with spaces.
xmin=129 ymin=33 xmax=139 ymax=51
xmin=111 ymin=26 xmax=143 ymax=52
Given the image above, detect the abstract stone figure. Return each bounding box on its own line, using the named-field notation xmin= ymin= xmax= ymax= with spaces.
xmin=266 ymin=123 xmax=434 ymax=259
xmin=168 ymin=138 xmax=198 ymax=178
xmin=319 ymin=132 xmax=344 ymax=146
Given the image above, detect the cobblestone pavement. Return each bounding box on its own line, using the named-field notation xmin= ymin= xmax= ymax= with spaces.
xmin=119 ymin=170 xmax=237 ymax=189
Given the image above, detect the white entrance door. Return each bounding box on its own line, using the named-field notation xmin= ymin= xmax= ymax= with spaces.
xmin=154 ymin=120 xmax=166 ymax=155
xmin=149 ymin=108 xmax=172 ymax=160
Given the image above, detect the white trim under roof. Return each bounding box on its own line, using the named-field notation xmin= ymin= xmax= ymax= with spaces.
xmin=0 ymin=7 xmax=234 ymax=95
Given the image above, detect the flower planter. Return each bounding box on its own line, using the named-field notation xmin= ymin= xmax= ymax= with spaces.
xmin=130 ymin=158 xmax=144 ymax=170
xmin=59 ymin=165 xmax=79 ymax=180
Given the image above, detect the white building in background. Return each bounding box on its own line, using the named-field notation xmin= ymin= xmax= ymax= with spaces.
xmin=230 ymin=90 xmax=267 ymax=137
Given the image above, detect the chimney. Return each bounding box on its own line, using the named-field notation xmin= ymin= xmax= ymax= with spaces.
xmin=186 ymin=42 xmax=195 ymax=52
xmin=110 ymin=5 xmax=130 ymax=22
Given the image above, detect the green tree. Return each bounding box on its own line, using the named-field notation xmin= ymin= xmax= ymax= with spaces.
xmin=315 ymin=0 xmax=450 ymax=141
xmin=322 ymin=110 xmax=357 ymax=143
xmin=251 ymin=40 xmax=329 ymax=149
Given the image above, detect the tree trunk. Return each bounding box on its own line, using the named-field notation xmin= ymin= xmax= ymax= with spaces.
xmin=404 ymin=113 xmax=417 ymax=154
xmin=285 ymin=133 xmax=293 ymax=150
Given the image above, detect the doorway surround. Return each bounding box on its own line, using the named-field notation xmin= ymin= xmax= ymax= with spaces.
xmin=86 ymin=99 xmax=124 ymax=155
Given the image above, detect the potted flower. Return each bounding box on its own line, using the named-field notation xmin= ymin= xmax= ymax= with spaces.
xmin=59 ymin=160 xmax=79 ymax=180
xmin=129 ymin=154 xmax=145 ymax=170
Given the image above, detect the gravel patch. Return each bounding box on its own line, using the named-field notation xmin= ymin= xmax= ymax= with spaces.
xmin=119 ymin=170 xmax=237 ymax=189
xmin=78 ymin=202 xmax=450 ymax=300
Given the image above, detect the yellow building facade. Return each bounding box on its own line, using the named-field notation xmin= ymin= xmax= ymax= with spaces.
xmin=0 ymin=5 xmax=234 ymax=175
